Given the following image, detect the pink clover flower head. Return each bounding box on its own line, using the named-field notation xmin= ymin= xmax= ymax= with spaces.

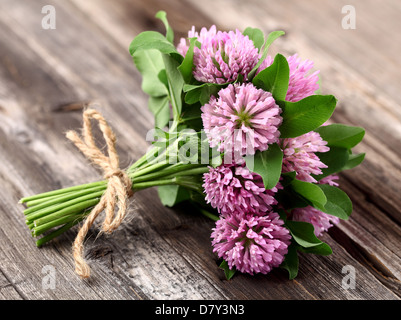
xmin=280 ymin=131 xmax=329 ymax=183
xmin=177 ymin=25 xmax=217 ymax=56
xmin=180 ymin=27 xmax=260 ymax=84
xmin=318 ymin=174 xmax=339 ymax=187
xmin=201 ymin=83 xmax=282 ymax=157
xmin=291 ymin=206 xmax=340 ymax=237
xmin=202 ymin=163 xmax=279 ymax=216
xmin=258 ymin=54 xmax=320 ymax=102
xmin=211 ymin=212 xmax=291 ymax=275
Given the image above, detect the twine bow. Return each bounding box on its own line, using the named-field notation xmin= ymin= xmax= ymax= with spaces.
xmin=66 ymin=108 xmax=133 ymax=279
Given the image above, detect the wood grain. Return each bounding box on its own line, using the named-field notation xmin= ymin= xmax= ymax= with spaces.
xmin=0 ymin=0 xmax=400 ymax=299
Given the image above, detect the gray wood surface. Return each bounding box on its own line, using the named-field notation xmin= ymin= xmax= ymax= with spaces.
xmin=0 ymin=0 xmax=400 ymax=300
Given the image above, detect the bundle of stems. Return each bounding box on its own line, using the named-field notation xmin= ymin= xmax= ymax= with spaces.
xmin=20 ymin=137 xmax=215 ymax=247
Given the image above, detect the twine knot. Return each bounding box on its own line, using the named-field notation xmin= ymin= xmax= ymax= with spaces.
xmin=66 ymin=108 xmax=133 ymax=279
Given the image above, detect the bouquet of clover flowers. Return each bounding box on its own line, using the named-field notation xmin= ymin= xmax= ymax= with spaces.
xmin=20 ymin=11 xmax=365 ymax=280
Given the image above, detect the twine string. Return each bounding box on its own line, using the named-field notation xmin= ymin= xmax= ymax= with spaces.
xmin=65 ymin=109 xmax=133 ymax=279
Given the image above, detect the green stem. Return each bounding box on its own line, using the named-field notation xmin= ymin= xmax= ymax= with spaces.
xmin=169 ymin=119 xmax=179 ymax=133
xmin=132 ymin=178 xmax=177 ymax=190
xmin=199 ymin=208 xmax=219 ymax=222
xmin=24 ymin=193 xmax=73 ymax=208
xmin=162 ymin=166 xmax=209 ymax=179
xmin=128 ymin=145 xmax=163 ymax=171
xmin=130 ymin=162 xmax=170 ymax=178
xmin=27 ymin=198 xmax=100 ymax=224
xmin=35 ymin=217 xmax=85 ymax=247
xmin=131 ymin=163 xmax=205 ymax=183
xmin=180 ymin=116 xmax=202 ymax=122
xmin=139 ymin=147 xmax=171 ymax=168
xmin=20 ymin=180 xmax=107 ymax=203
xmin=33 ymin=212 xmax=87 ymax=237
xmin=129 ymin=153 xmax=150 ymax=170
xmin=23 ymin=185 xmax=106 ymax=215
xmin=129 ymin=124 xmax=181 ymax=171
xmin=31 ymin=195 xmax=101 ymax=226
xmin=174 ymin=177 xmax=204 ymax=193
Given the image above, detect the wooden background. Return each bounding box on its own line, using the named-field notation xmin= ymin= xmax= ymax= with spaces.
xmin=0 ymin=0 xmax=400 ymax=300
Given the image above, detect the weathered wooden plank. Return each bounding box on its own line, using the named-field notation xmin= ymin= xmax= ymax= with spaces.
xmin=0 ymin=0 xmax=399 ymax=300
xmin=0 ymin=127 xmax=148 ymax=299
xmin=333 ymin=176 xmax=401 ymax=281
xmin=0 ymin=269 xmax=23 ymax=300
xmin=294 ymin=234 xmax=399 ymax=300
